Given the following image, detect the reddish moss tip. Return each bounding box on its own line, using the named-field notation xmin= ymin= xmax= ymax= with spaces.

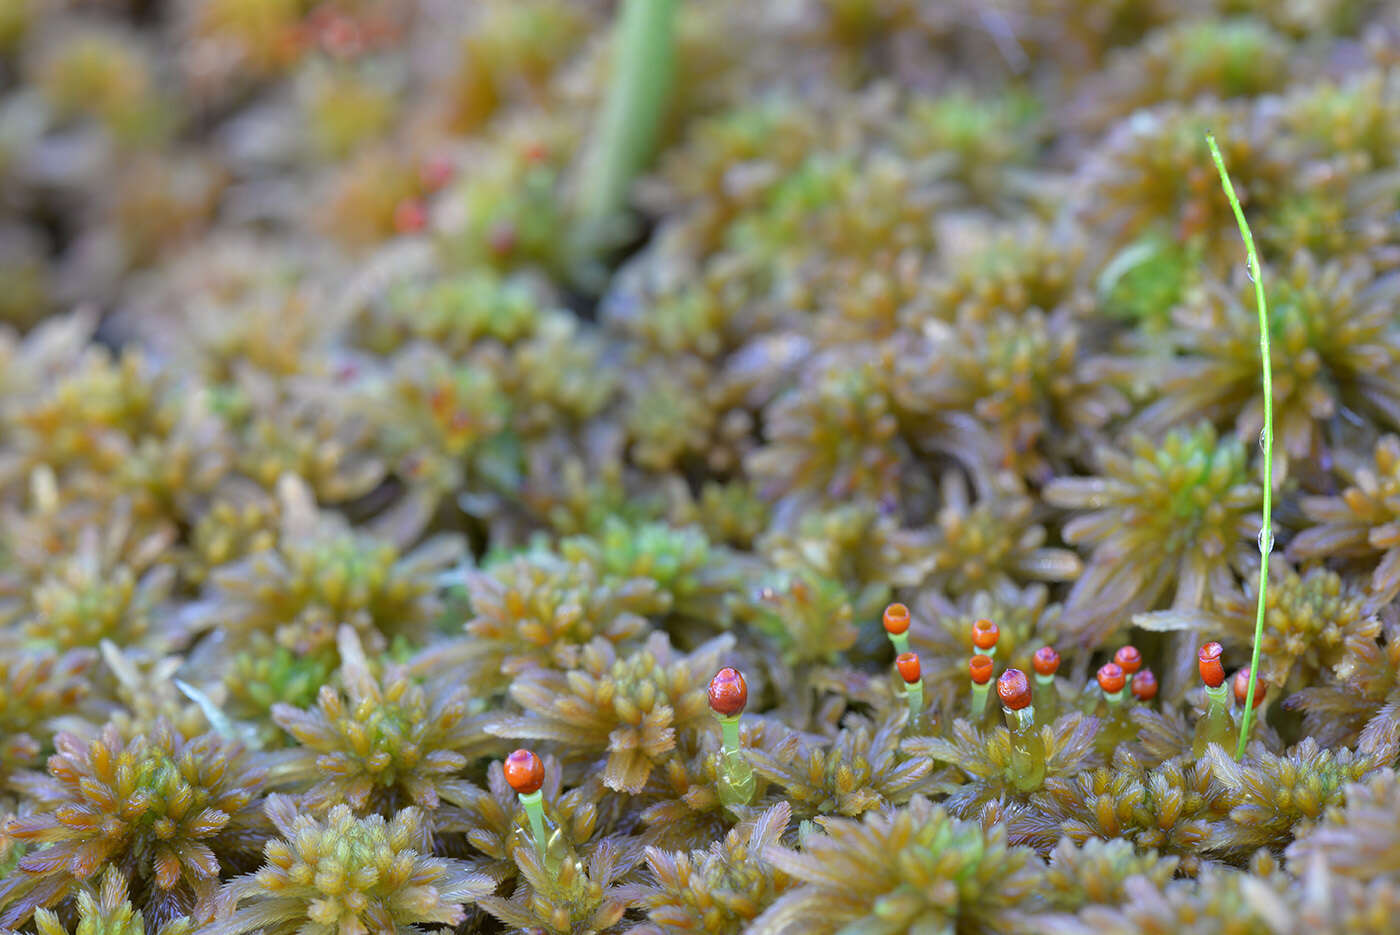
xmin=1132 ymin=668 xmax=1158 ymax=701
xmin=708 ymin=667 xmax=748 ymax=717
xmin=1114 ymin=645 xmax=1142 ymax=675
xmin=971 ymin=618 xmax=999 ymax=651
xmin=997 ymin=668 xmax=1032 ymax=710
xmin=883 ymin=603 xmax=911 ymax=635
xmin=1097 ymin=662 xmax=1126 ymax=694
xmin=895 ymin=652 xmax=921 ymax=684
xmin=969 ymin=654 xmax=994 ymax=685
xmin=1032 ymin=645 xmax=1060 ymax=676
xmin=1234 ymin=668 xmax=1266 ymax=709
xmin=504 ymin=749 xmax=545 ymax=795
xmin=1198 ymin=641 xmax=1226 ymax=688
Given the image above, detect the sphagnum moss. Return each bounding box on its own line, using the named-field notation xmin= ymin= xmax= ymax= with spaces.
xmin=0 ymin=3 xmax=1398 ymax=933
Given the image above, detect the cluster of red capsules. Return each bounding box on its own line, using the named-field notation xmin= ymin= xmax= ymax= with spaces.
xmin=498 ymin=626 xmax=1269 ymax=831
xmin=882 ymin=603 xmax=1063 ymax=725
xmin=1095 ymin=644 xmax=1159 ymax=703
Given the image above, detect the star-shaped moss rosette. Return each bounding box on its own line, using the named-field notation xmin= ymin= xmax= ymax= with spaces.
xmin=1290 ymin=435 xmax=1400 ymax=608
xmin=487 ymin=633 xmax=732 ymax=793
xmin=414 ymin=551 xmax=656 ymax=697
xmin=1287 ymin=767 xmax=1400 ymax=879
xmin=0 ymin=339 xmax=230 ymax=535
xmin=1074 ymin=18 xmax=1293 ymax=134
xmin=478 ymin=835 xmax=644 ymax=935
xmin=1012 ymin=748 xmax=1226 ymax=874
xmin=1287 ymin=610 xmax=1400 ymax=754
xmin=1201 ymin=739 xmax=1382 ymax=858
xmin=635 ymin=716 xmax=790 ymax=851
xmin=915 ymin=470 xmax=1082 ymax=599
xmin=206 ymin=795 xmax=492 ymax=935
xmin=30 ymin=865 xmax=194 ymax=935
xmin=0 ymin=720 xmax=266 ymax=929
xmin=193 ymin=478 xmax=464 ymax=656
xmin=635 ymin=802 xmax=795 ymax=935
xmin=906 ymin=713 xmax=1098 ymax=815
xmin=737 ymin=564 xmax=859 ymax=668
xmin=269 ymin=626 xmax=497 ymax=818
xmin=561 ymin=518 xmax=746 ymax=627
xmin=439 ymin=753 xmax=600 ymax=889
xmin=1074 ymin=97 xmax=1296 ymax=260
xmin=895 ymin=311 xmax=1126 ymax=482
xmin=1044 ymin=422 xmax=1261 ymax=643
xmin=751 ymin=796 xmax=1042 ymax=935
xmin=19 ymin=525 xmax=179 ymax=652
xmin=1049 ymin=856 xmax=1292 ymax=935
xmin=746 ymin=345 xmax=914 ymax=511
xmin=0 ymin=647 xmax=96 ymax=781
xmin=1036 ymin=837 xmax=1180 ymax=915
xmin=1130 ymin=253 xmax=1400 ymax=479
xmin=749 ymin=713 xmax=934 ymax=821
xmin=758 ymin=501 xmax=936 ymax=600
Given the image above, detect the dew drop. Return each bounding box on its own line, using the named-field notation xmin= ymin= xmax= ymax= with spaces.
xmin=1258 ymin=528 xmax=1274 ymax=555
xmin=1259 ymin=429 xmax=1268 ymax=454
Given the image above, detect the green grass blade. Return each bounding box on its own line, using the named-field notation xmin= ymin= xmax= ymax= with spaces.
xmin=1206 ymin=134 xmax=1272 ymax=761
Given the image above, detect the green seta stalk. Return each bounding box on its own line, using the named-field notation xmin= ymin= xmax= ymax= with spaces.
xmin=883 ymin=603 xmax=912 ymax=656
xmin=1193 ymin=641 xmax=1239 ymax=757
xmin=969 ymin=654 xmax=995 ymax=726
xmin=504 ymin=749 xmax=579 ymax=875
xmin=709 ymin=667 xmax=755 ymax=807
xmin=1092 ymin=663 xmax=1135 ymax=757
xmin=1031 ymin=646 xmax=1061 ymax=729
xmin=997 ymin=668 xmax=1045 ymax=792
xmin=896 ymin=652 xmax=925 ymax=724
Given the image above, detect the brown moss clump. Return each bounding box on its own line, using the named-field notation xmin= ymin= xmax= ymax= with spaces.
xmin=753 ymin=797 xmax=1042 ymax=935
xmin=0 ymin=721 xmax=266 ymax=929
xmin=1045 ymin=423 xmax=1261 ymax=642
xmin=1290 ymin=435 xmax=1400 ymax=606
xmin=209 ymin=796 xmax=492 ymax=935
xmin=489 ymin=633 xmax=732 ymax=793
xmin=270 ymin=627 xmax=495 ymax=817
xmin=3 ymin=0 xmax=1400 ymax=929
xmin=636 ymin=802 xmax=795 ymax=935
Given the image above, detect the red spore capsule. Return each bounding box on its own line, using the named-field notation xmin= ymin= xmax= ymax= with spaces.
xmin=883 ymin=603 xmax=911 ymax=635
xmin=1114 ymin=645 xmax=1142 ymax=676
xmin=393 ymin=198 xmax=427 ymax=233
xmin=969 ymin=654 xmax=994 ymax=685
xmin=1198 ymin=641 xmax=1226 ymax=688
xmin=972 ymin=618 xmax=999 ymax=651
xmin=708 ymin=667 xmax=748 ymax=717
xmin=504 ymin=749 xmax=544 ymax=795
xmin=1097 ymin=662 xmax=1126 ymax=694
xmin=1234 ymin=668 xmax=1266 ymax=709
xmin=997 ymin=669 xmax=1032 ymax=710
xmin=1032 ymin=646 xmax=1060 ymax=677
xmin=896 ymin=652 xmax=921 ymax=684
xmin=1132 ymin=668 xmax=1158 ymax=702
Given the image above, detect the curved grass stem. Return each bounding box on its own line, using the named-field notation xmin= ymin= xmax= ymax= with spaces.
xmin=1206 ymin=133 xmax=1272 ymax=761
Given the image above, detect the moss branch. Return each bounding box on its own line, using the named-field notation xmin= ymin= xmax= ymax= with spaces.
xmin=1206 ymin=133 xmax=1272 ymax=761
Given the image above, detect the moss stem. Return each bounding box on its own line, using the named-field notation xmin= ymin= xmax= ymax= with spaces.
xmin=1206 ymin=133 xmax=1272 ymax=761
